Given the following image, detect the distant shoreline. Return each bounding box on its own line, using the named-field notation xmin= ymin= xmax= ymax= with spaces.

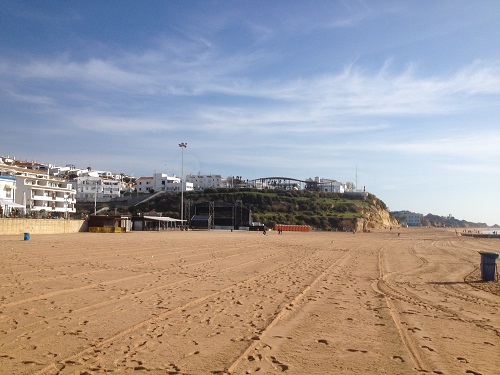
xmin=460 ymin=232 xmax=500 ymax=239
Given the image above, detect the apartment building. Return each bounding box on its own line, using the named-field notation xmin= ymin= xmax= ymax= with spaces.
xmin=315 ymin=177 xmax=346 ymax=193
xmin=391 ymin=210 xmax=423 ymax=227
xmin=137 ymin=173 xmax=193 ymax=194
xmin=185 ymin=174 xmax=222 ymax=190
xmin=16 ymin=175 xmax=76 ymax=217
xmin=137 ymin=177 xmax=154 ymax=193
xmin=74 ymin=175 xmax=121 ymax=202
xmin=0 ymin=175 xmax=25 ymax=216
xmin=1 ymin=162 xmax=76 ymax=217
xmin=153 ymin=173 xmax=181 ymax=192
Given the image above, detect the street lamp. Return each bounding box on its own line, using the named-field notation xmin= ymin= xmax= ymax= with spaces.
xmin=178 ymin=142 xmax=187 ymax=226
xmin=94 ymin=181 xmax=98 ymax=215
xmin=65 ymin=194 xmax=69 ymax=219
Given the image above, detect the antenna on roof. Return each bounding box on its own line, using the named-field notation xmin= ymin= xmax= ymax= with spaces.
xmin=355 ymin=165 xmax=358 ymax=190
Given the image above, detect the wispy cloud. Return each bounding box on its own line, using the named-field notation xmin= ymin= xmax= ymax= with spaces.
xmin=442 ymin=163 xmax=500 ymax=174
xmin=5 ymin=89 xmax=56 ymax=106
xmin=263 ymin=61 xmax=500 ymax=116
xmin=2 ymin=41 xmax=500 ymax=139
xmin=3 ymin=43 xmax=499 ymax=98
xmin=10 ymin=57 xmax=150 ymax=89
xmin=69 ymin=115 xmax=175 ymax=133
xmin=357 ymin=132 xmax=500 ymax=159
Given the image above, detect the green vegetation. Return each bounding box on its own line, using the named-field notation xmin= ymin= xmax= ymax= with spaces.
xmin=124 ymin=189 xmax=389 ymax=231
xmin=422 ymin=214 xmax=490 ymax=228
xmin=75 ymin=189 xmax=495 ymax=229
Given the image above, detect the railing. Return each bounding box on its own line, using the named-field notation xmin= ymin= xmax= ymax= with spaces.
xmin=31 ymin=194 xmax=53 ymax=201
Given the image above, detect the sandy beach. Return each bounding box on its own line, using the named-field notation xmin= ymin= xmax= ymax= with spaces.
xmin=0 ymin=228 xmax=499 ymax=374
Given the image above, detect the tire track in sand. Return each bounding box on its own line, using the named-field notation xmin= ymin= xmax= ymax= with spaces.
xmin=33 ymin=250 xmax=320 ymax=375
xmin=225 ymin=247 xmax=353 ymax=374
xmin=1 ymin=246 xmax=284 ymax=308
xmin=2 ymin=248 xmax=292 ymax=339
xmin=373 ymin=241 xmax=500 ymax=375
xmin=371 ymin=245 xmax=432 ymax=373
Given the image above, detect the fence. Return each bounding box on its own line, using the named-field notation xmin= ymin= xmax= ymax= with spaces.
xmin=274 ymin=224 xmax=311 ymax=232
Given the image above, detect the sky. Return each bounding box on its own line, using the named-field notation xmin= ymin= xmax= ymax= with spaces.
xmin=1 ymin=1 xmax=499 ymax=225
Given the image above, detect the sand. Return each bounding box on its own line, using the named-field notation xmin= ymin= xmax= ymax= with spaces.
xmin=0 ymin=228 xmax=499 ymax=375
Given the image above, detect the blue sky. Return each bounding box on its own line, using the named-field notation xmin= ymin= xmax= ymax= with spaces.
xmin=1 ymin=1 xmax=499 ymax=225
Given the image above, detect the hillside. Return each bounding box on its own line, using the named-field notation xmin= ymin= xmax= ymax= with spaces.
xmin=121 ymin=189 xmax=398 ymax=231
xmin=421 ymin=213 xmax=496 ymax=228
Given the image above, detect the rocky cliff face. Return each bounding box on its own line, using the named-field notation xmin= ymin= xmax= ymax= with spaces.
xmin=357 ymin=197 xmax=398 ymax=232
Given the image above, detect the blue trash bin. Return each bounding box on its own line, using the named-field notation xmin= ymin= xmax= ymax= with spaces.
xmin=24 ymin=233 xmax=30 ymax=241
xmin=479 ymin=252 xmax=499 ymax=281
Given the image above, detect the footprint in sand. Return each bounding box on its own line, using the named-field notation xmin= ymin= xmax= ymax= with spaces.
xmin=247 ymin=354 xmax=263 ymax=362
xmin=164 ymin=362 xmax=181 ymax=373
xmin=272 ymin=335 xmax=292 ymax=340
xmin=407 ymin=327 xmax=421 ymax=333
xmin=134 ymin=340 xmax=147 ymax=348
xmin=456 ymin=357 xmax=468 ymax=363
xmin=421 ymin=345 xmax=436 ymax=352
xmin=270 ymin=356 xmax=289 ymax=372
xmin=391 ymin=355 xmax=405 ymax=363
xmin=21 ymin=360 xmax=44 ymax=365
xmin=317 ymin=339 xmax=329 ymax=345
xmin=347 ymin=348 xmax=368 ymax=353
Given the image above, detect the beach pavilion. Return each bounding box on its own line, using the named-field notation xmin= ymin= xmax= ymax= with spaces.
xmin=131 ymin=215 xmax=185 ymax=231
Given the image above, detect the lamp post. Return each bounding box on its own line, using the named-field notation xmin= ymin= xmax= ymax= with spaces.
xmin=178 ymin=142 xmax=187 ymax=226
xmin=94 ymin=181 xmax=98 ymax=215
xmin=65 ymin=195 xmax=68 ymax=219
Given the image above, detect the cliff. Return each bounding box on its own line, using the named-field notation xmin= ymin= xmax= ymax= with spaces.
xmin=356 ymin=196 xmax=399 ymax=232
xmin=124 ymin=189 xmax=397 ymax=232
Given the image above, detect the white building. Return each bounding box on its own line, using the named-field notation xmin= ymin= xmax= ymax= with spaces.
xmin=136 ymin=173 xmax=193 ymax=194
xmin=1 ymin=160 xmax=77 ymax=217
xmin=392 ymin=210 xmax=423 ymax=227
xmin=316 ymin=178 xmax=346 ymax=193
xmin=49 ymin=164 xmax=77 ymax=178
xmin=137 ymin=177 xmax=154 ymax=193
xmin=97 ymin=171 xmax=115 ymax=179
xmin=16 ymin=175 xmax=76 ymax=217
xmin=153 ymin=173 xmax=182 ymax=192
xmin=1 ymin=162 xmax=76 ymax=217
xmin=0 ymin=175 xmax=25 ymax=216
xmin=304 ymin=177 xmax=347 ymax=193
xmin=75 ymin=176 xmax=121 ymax=202
xmin=186 ymin=174 xmax=222 ymax=190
